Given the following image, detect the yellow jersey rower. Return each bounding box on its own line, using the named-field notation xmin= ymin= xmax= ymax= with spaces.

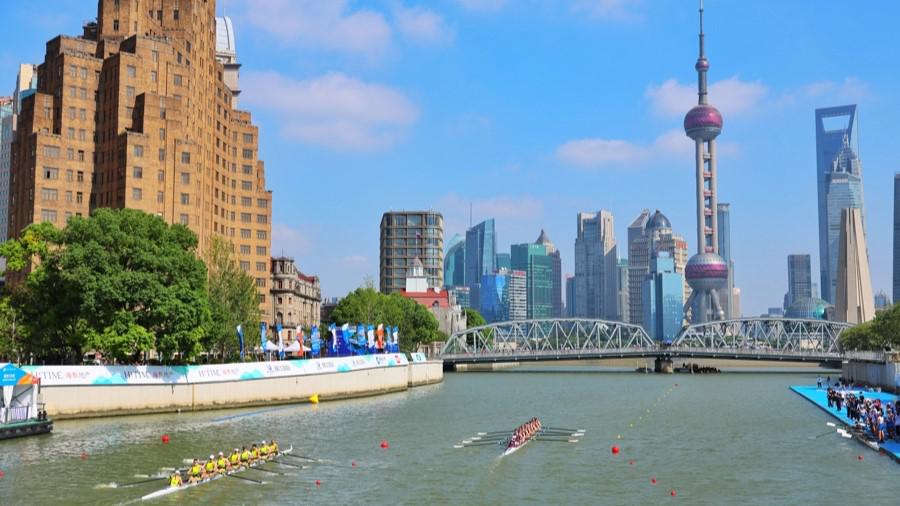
xmin=270 ymin=439 xmax=279 ymax=456
xmin=169 ymin=471 xmax=183 ymax=488
xmin=250 ymin=444 xmax=260 ymax=463
xmin=204 ymin=454 xmax=217 ymax=476
xmin=216 ymin=451 xmax=229 ymax=472
xmin=260 ymin=441 xmax=270 ymax=460
xmin=240 ymin=446 xmax=251 ymax=465
xmin=229 ymin=448 xmax=241 ymax=468
xmin=188 ymin=459 xmax=203 ymax=483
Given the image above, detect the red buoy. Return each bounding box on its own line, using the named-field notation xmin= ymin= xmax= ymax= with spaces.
xmin=670 ymin=489 xmax=677 ymax=497
xmin=611 ymin=445 xmax=620 ymax=455
xmin=161 ymin=434 xmax=170 ymax=444
xmin=857 ymin=455 xmax=864 ymax=461
xmin=351 ymin=461 xmax=357 ymax=468
xmin=651 ymin=477 xmax=657 ymax=485
xmin=0 ymin=470 xmax=5 ymax=478
xmin=380 ymin=440 xmax=389 ymax=449
xmin=628 ymin=460 xmax=635 ymax=465
xmin=315 ymin=479 xmax=321 ymax=487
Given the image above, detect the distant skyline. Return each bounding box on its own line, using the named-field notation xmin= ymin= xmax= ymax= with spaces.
xmin=1 ymin=1 xmax=898 ymax=315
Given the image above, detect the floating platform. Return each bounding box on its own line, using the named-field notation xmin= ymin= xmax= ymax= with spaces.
xmin=0 ymin=419 xmax=53 ymax=440
xmin=791 ymin=385 xmax=900 ymax=463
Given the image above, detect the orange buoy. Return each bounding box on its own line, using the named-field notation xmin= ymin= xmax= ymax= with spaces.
xmin=611 ymin=446 xmax=620 ymax=455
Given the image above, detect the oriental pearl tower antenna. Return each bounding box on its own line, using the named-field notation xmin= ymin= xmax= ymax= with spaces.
xmin=683 ymin=0 xmax=728 ymax=324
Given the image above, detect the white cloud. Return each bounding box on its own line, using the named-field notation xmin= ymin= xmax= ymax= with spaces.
xmin=646 ymin=76 xmax=768 ymax=118
xmin=393 ymin=4 xmax=454 ymax=44
xmin=778 ymin=77 xmax=871 ymax=107
xmin=225 ymin=0 xmax=392 ymax=58
xmin=436 ymin=192 xmax=544 ymax=237
xmin=456 ymin=0 xmax=509 ymax=12
xmin=242 ymin=70 xmax=419 ymax=151
xmin=571 ymin=0 xmax=642 ymax=21
xmin=271 ymin=223 xmax=318 ymax=258
xmin=556 ymin=128 xmax=739 ymax=170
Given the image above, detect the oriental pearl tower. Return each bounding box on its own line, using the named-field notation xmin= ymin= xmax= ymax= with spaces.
xmin=682 ymin=0 xmax=728 ymax=324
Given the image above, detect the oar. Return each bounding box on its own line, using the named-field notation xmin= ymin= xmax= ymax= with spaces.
xmin=538 ymin=431 xmax=582 ymax=437
xmin=476 ymin=430 xmax=511 ymax=436
xmin=226 ymin=473 xmax=264 ymax=484
xmin=462 ymin=436 xmax=508 ymax=443
xmin=543 ymin=427 xmax=585 ymax=433
xmin=282 ymin=453 xmax=321 ymax=462
xmin=273 ymin=459 xmax=308 ymax=469
xmin=454 ymin=441 xmax=505 ymax=449
xmin=535 ymin=437 xmax=579 ymax=443
xmin=104 ymin=476 xmax=168 ymax=489
xmin=248 ymin=467 xmax=285 ymax=476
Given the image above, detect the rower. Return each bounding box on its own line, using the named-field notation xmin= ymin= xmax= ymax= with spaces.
xmin=188 ymin=459 xmax=203 ymax=484
xmin=260 ymin=440 xmax=270 ymax=460
xmin=204 ymin=454 xmax=217 ymax=477
xmin=240 ymin=446 xmax=251 ymax=465
xmin=169 ymin=471 xmax=183 ymax=488
xmin=250 ymin=444 xmax=260 ymax=463
xmin=270 ymin=439 xmax=279 ymax=456
xmin=229 ymin=448 xmax=241 ymax=468
xmin=216 ymin=451 xmax=229 ymax=472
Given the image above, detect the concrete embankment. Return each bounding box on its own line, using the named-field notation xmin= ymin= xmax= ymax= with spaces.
xmin=26 ymin=356 xmax=443 ymax=420
xmin=842 ymin=354 xmax=900 ymax=393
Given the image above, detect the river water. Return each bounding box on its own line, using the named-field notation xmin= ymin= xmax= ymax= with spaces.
xmin=2 ymin=369 xmax=899 ymax=505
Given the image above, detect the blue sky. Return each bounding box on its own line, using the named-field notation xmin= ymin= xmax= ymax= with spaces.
xmin=3 ymin=0 xmax=899 ymax=315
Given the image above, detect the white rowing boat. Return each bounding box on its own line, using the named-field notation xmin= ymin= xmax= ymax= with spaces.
xmin=500 ymin=432 xmax=537 ymax=457
xmin=141 ymin=446 xmax=293 ymax=501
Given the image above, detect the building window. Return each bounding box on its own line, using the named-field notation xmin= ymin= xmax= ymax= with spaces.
xmin=256 ymin=215 xmax=267 ymax=224
xmin=256 ymin=246 xmax=266 ymax=256
xmin=76 ymin=192 xmax=83 ymax=204
xmin=67 ymin=107 xmax=76 ymax=119
xmin=67 ymin=149 xmax=75 ymax=160
xmin=77 ymin=171 xmax=84 ymax=182
xmin=126 ymin=86 xmax=135 ymax=98
xmin=242 ymin=149 xmax=253 ymax=159
xmin=133 ymin=167 xmax=143 ymax=178
xmin=180 ymin=193 xmax=190 ymax=205
xmin=241 ymin=229 xmax=251 ymax=239
xmin=240 ymin=245 xmax=251 ymax=254
xmin=158 ymin=170 xmax=165 ymax=182
xmin=242 ymin=165 xmax=253 ymax=175
xmin=65 ymin=191 xmax=73 ymax=203
xmin=240 ymin=261 xmax=250 ymax=272
xmin=158 ymin=148 xmax=166 ymax=161
xmin=257 ymin=199 xmax=268 ymax=208
xmin=43 ymin=146 xmax=61 ymax=158
xmin=180 ymin=172 xmax=190 ymax=184
xmin=241 ymin=197 xmax=252 ymax=207
xmin=257 ymin=230 xmax=267 ymax=240
xmin=174 ymin=74 xmax=183 ymax=86
xmin=152 ymin=50 xmax=159 ymax=62
xmin=69 ymin=86 xmax=77 ymax=98
xmin=67 ymin=128 xmax=75 ymax=140
xmin=173 ymin=9 xmax=179 ymax=20
xmin=43 ymin=167 xmax=59 ymax=179
xmin=126 ymin=65 xmax=135 ymax=78
xmin=179 ymin=214 xmax=189 ymax=225
xmin=79 ymin=109 xmax=87 ymax=120
xmin=151 ymin=71 xmax=157 ymax=83
xmin=79 ymin=88 xmax=87 ymax=100
xmin=132 ymin=188 xmax=142 ymax=201
xmin=65 ymin=169 xmax=74 ymax=182
xmin=181 ymin=151 xmax=190 ymax=163
xmin=133 ymin=145 xmax=144 ymax=157
xmin=157 ymin=191 xmax=164 ymax=203
xmin=69 ymin=65 xmax=77 ymax=78
xmin=41 ymin=188 xmax=58 ymax=201
xmin=113 ymin=19 xmax=119 ymax=31
xmin=159 ymin=128 xmax=166 ymax=140
xmin=243 ymin=133 xmax=253 ymax=143
xmin=256 ymin=262 xmax=267 ymax=271
xmin=256 ymin=278 xmax=266 ymax=288
xmin=78 ymin=129 xmax=86 ymax=141
xmin=241 ymin=213 xmax=251 ymax=223
xmin=40 ymin=209 xmax=57 ymax=223
xmin=241 ymin=181 xmax=252 ymax=190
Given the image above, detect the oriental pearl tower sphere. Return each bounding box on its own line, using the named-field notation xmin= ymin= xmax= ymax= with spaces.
xmin=683 ymin=0 xmax=728 ymax=324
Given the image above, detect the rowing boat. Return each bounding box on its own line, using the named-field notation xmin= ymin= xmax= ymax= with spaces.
xmin=501 ymin=432 xmax=537 ymax=457
xmin=141 ymin=446 xmax=293 ymax=501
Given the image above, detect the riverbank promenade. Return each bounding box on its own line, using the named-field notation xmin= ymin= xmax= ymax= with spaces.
xmin=791 ymin=385 xmax=900 ymax=462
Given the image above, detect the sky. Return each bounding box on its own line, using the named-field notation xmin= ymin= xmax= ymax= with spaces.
xmin=2 ymin=0 xmax=899 ymax=316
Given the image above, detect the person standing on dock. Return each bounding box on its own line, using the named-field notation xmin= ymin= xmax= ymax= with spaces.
xmin=816 ymin=376 xmax=822 ymax=389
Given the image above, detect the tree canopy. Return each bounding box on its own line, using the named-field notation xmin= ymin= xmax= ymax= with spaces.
xmin=205 ymin=236 xmax=260 ymax=361
xmin=328 ymin=287 xmax=445 ymax=351
xmin=1 ymin=209 xmax=210 ymax=363
xmin=464 ymin=307 xmax=486 ymax=328
xmin=839 ymin=304 xmax=900 ymax=351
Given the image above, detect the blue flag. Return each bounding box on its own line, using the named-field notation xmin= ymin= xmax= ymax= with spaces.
xmin=311 ymin=326 xmax=321 ymax=357
xmin=356 ymin=324 xmax=366 ymax=354
xmin=236 ymin=324 xmax=245 ymax=359
xmin=276 ymin=321 xmax=284 ymax=359
xmin=260 ymin=322 xmax=267 ymax=352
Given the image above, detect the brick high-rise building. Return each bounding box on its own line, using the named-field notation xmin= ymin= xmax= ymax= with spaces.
xmin=8 ymin=1 xmax=273 ymax=318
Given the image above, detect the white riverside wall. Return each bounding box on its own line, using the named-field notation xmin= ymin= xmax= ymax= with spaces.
xmin=842 ymin=360 xmax=900 ymax=392
xmin=31 ymin=359 xmax=442 ymax=419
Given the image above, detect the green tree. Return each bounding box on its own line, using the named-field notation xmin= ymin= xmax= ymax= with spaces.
xmin=1 ymin=209 xmax=211 ymax=364
xmin=0 ymin=296 xmax=24 ymax=362
xmin=839 ymin=303 xmax=900 ymax=351
xmin=205 ymin=236 xmax=260 ymax=362
xmin=464 ymin=307 xmax=486 ymax=328
xmin=329 ymin=287 xmax=446 ymax=351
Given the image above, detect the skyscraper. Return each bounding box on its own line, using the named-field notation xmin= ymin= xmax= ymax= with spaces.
xmin=716 ymin=203 xmax=735 ymax=318
xmin=834 ymin=208 xmax=874 ymax=323
xmin=465 ymin=219 xmax=496 ymax=309
xmin=512 ymin=242 xmax=553 ymax=319
xmin=495 ymin=252 xmax=511 ymax=270
xmin=574 ymin=210 xmax=617 ymax=319
xmin=894 ymin=174 xmax=900 ymax=304
xmin=628 ymin=210 xmax=689 ymax=326
xmin=379 ymin=211 xmax=444 ymax=293
xmin=443 ymin=234 xmax=466 ymax=288
xmin=683 ymin=2 xmax=729 ymax=324
xmin=616 ymin=259 xmax=630 ymax=322
xmin=816 ymin=104 xmax=865 ymax=303
xmin=785 ymin=254 xmax=812 ymax=310
xmin=642 ymin=253 xmax=685 ymax=341
xmin=535 ymin=229 xmax=563 ymax=317
xmin=7 ymin=3 xmax=273 ymax=315
xmin=565 ymin=275 xmax=575 ymax=317
xmin=480 ymin=268 xmax=526 ymax=322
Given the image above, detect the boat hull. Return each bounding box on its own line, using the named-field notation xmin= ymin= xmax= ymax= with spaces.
xmin=0 ymin=419 xmax=53 ymax=440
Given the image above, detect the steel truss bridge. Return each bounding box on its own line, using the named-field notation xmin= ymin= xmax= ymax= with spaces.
xmin=439 ymin=317 xmax=852 ymax=366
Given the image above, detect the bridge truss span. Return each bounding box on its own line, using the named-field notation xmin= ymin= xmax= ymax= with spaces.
xmin=440 ymin=318 xmax=655 ymax=360
xmin=673 ymin=318 xmax=850 ymax=355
